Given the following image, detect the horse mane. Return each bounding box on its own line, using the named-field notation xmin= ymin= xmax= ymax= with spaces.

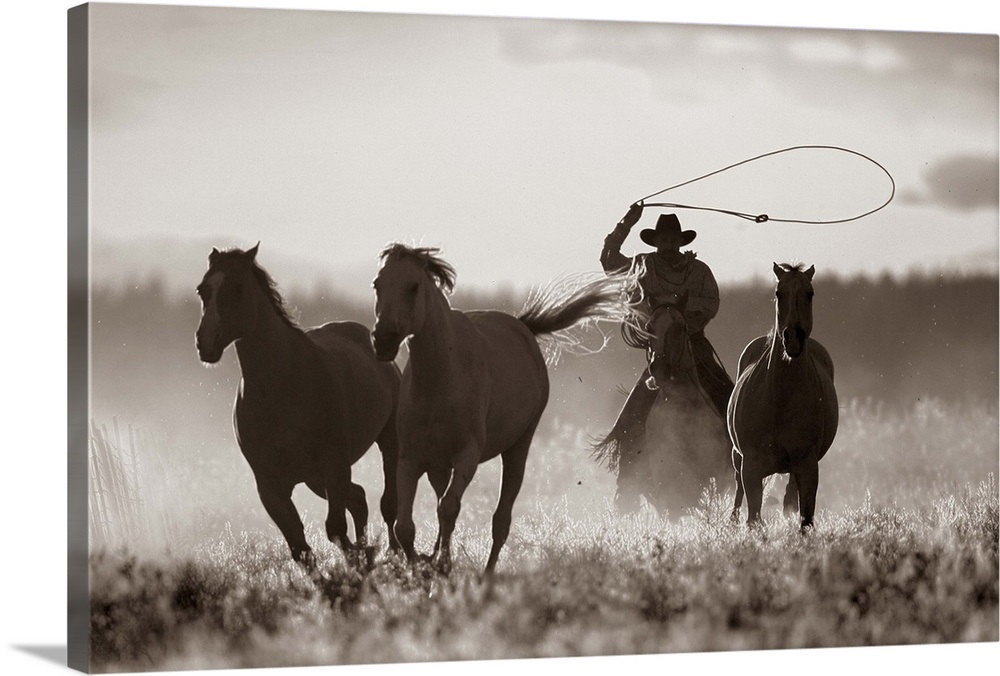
xmin=379 ymin=242 xmax=457 ymax=293
xmin=210 ymin=248 xmax=299 ymax=328
xmin=776 ymin=262 xmax=807 ymax=273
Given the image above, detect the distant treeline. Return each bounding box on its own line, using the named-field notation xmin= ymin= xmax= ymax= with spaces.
xmin=91 ymin=272 xmax=998 ymax=449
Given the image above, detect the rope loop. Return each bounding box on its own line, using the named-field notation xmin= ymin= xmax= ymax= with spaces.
xmin=636 ymin=145 xmax=894 ymax=226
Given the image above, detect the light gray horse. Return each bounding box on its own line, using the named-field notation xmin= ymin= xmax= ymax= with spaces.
xmin=727 ymin=263 xmax=838 ymax=530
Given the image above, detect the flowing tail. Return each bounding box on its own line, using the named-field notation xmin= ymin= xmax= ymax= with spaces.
xmin=517 ymin=272 xmax=632 ymax=366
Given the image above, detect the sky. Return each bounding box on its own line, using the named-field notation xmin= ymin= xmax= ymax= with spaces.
xmin=87 ymin=2 xmax=999 ymax=298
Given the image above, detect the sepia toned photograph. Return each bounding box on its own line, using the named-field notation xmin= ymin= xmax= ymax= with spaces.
xmin=62 ymin=1 xmax=997 ymax=673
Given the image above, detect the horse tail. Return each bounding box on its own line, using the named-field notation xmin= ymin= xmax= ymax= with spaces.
xmin=517 ymin=272 xmax=632 ymax=365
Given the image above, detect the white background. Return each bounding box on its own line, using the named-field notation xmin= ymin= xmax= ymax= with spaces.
xmin=1 ymin=1 xmax=997 ymax=675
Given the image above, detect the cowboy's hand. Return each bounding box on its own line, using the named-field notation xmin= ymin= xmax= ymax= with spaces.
xmin=618 ymin=201 xmax=644 ymax=229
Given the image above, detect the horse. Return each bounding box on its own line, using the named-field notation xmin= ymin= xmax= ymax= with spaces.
xmin=195 ymin=244 xmax=402 ymax=566
xmin=594 ymin=294 xmax=731 ymax=515
xmin=727 ymin=262 xmax=838 ymax=530
xmin=370 ymin=243 xmax=626 ymax=574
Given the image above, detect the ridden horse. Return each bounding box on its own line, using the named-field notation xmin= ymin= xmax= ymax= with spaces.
xmin=596 ymin=295 xmax=731 ymax=515
xmin=371 ymin=243 xmax=626 ymax=574
xmin=195 ymin=244 xmax=401 ymax=566
xmin=727 ymin=263 xmax=838 ymax=530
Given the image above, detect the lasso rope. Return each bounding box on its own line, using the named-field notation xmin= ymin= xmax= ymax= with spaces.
xmin=635 ymin=144 xmax=895 ymax=224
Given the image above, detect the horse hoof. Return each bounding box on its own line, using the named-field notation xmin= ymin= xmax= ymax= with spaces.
xmin=347 ymin=545 xmax=377 ymax=571
xmin=432 ymin=554 xmax=453 ymax=576
xmin=294 ymin=550 xmax=318 ymax=571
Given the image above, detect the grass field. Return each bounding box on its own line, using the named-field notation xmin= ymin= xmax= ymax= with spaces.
xmin=90 ymin=476 xmax=997 ymax=672
xmin=87 ymin=398 xmax=998 ymax=673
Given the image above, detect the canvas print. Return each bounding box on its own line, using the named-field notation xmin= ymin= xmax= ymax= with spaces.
xmin=68 ymin=2 xmax=999 ymax=673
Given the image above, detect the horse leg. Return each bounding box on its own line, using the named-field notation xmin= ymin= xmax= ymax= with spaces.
xmin=742 ymin=458 xmax=765 ymax=527
xmin=427 ymin=466 xmax=451 ymax=557
xmin=346 ymin=482 xmax=369 ymax=547
xmin=434 ymin=441 xmax=481 ymax=574
xmin=256 ymin=478 xmax=312 ymax=566
xmin=485 ymin=424 xmax=536 ymax=575
xmin=393 ymin=456 xmax=422 ymax=563
xmin=323 ymin=462 xmax=355 ymax=551
xmin=783 ymin=474 xmax=799 ymax=516
xmin=615 ymin=452 xmax=643 ymax=514
xmin=794 ymin=456 xmax=819 ymax=532
xmin=730 ymin=448 xmax=744 ymax=524
xmin=376 ymin=422 xmax=401 ymax=551
xmin=339 ymin=482 xmax=376 ymax=569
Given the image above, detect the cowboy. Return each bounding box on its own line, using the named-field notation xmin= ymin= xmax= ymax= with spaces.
xmin=600 ymin=202 xmax=735 ymax=428
xmin=597 ymin=203 xmax=735 ymax=510
xmin=600 ymin=202 xmax=734 ymax=510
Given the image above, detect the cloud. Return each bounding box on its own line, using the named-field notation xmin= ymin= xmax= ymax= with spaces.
xmin=785 ymin=35 xmax=905 ymax=73
xmin=901 ymin=154 xmax=999 ymax=211
xmin=496 ymin=22 xmax=997 ymax=106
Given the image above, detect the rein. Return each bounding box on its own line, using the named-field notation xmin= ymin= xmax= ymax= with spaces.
xmin=635 ymin=144 xmax=895 ymax=225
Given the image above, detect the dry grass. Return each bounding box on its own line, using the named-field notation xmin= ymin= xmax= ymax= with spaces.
xmin=87 ymin=398 xmax=998 ymax=672
xmin=89 ymin=475 xmax=997 ymax=672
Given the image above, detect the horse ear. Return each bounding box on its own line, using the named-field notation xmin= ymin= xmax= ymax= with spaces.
xmin=772 ymin=262 xmax=782 ymax=280
xmin=805 ymin=265 xmax=815 ymax=281
xmin=209 ymin=247 xmax=221 ymax=261
xmin=246 ymin=242 xmax=260 ymax=260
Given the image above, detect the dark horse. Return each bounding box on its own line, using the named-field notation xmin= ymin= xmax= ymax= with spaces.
xmin=728 ymin=263 xmax=838 ymax=530
xmin=371 ymin=243 xmax=627 ymax=574
xmin=195 ymin=244 xmax=401 ymax=565
xmin=594 ymin=294 xmax=731 ymax=515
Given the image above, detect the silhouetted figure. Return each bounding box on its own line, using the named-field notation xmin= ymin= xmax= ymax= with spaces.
xmin=195 ymin=244 xmax=401 ymax=567
xmin=598 ymin=205 xmax=735 ymax=511
xmin=371 ymin=243 xmax=626 ymax=574
xmin=729 ymin=263 xmax=838 ymax=531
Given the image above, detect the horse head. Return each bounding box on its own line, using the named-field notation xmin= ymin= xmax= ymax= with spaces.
xmin=647 ymin=293 xmax=697 ymax=385
xmin=773 ymin=262 xmax=815 ymax=360
xmin=195 ymin=243 xmax=286 ymax=363
xmin=371 ymin=243 xmax=456 ymax=361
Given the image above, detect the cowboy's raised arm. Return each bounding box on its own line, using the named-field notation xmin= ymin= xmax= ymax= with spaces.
xmin=600 ymin=202 xmax=643 ymax=274
xmin=684 ymin=261 xmax=721 ymax=333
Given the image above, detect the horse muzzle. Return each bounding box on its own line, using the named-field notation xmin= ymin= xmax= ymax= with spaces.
xmin=196 ymin=334 xmax=224 ymax=364
xmin=781 ymin=327 xmax=806 ymax=359
xmin=371 ymin=329 xmax=402 ymax=362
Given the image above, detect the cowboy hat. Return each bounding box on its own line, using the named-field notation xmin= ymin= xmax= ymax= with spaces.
xmin=640 ymin=214 xmax=697 ymax=247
